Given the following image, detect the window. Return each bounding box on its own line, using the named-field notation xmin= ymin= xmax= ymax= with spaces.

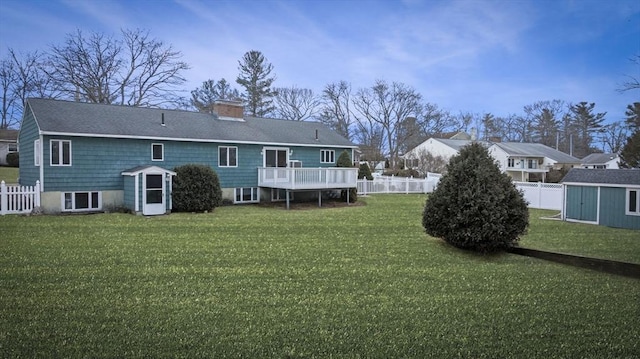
xmin=8 ymin=143 xmax=17 ymax=152
xmin=271 ymin=188 xmax=293 ymax=202
xmin=51 ymin=140 xmax=71 ymax=166
xmin=321 ymin=150 xmax=335 ymax=163
xmin=235 ymin=187 xmax=259 ymax=203
xmin=289 ymin=160 xmax=302 ymax=168
xmin=34 ymin=140 xmax=40 ymax=166
xmin=507 ymin=158 xmax=515 ymax=168
xmin=219 ymin=146 xmax=238 ymax=167
xmin=528 ymin=159 xmax=537 ymax=169
xmin=627 ymin=189 xmax=640 ymax=216
xmin=152 ymin=143 xmax=164 ymax=161
xmin=62 ymin=191 xmax=101 ymax=211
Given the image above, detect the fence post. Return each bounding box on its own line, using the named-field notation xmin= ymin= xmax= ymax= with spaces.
xmin=406 ymin=176 xmax=410 ymax=194
xmin=35 ymin=180 xmax=41 ymax=207
xmin=1 ymin=181 xmax=6 ymax=215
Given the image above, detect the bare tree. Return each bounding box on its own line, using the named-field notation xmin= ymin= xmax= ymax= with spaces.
xmin=618 ymin=55 xmax=640 ymax=93
xmin=0 ymin=57 xmax=17 ymax=129
xmin=318 ymin=81 xmax=354 ymax=141
xmin=600 ymin=121 xmax=629 ymax=153
xmin=273 ymin=86 xmax=319 ymax=121
xmin=353 ymin=80 xmax=422 ymax=168
xmin=45 ymin=28 xmax=188 ymax=107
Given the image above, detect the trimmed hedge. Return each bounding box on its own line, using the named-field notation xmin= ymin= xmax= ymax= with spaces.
xmin=172 ymin=164 xmax=222 ymax=212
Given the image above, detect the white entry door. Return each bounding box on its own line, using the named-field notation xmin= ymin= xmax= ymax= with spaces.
xmin=144 ymin=173 xmax=165 ymax=215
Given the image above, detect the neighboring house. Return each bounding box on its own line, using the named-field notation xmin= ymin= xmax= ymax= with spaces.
xmin=402 ymin=138 xmax=491 ymax=169
xmin=581 ymin=153 xmax=620 ymax=169
xmin=18 ymin=98 xmax=358 ymax=215
xmin=0 ymin=129 xmax=19 ymax=166
xmin=561 ymin=168 xmax=640 ymax=230
xmin=403 ymin=136 xmax=580 ymax=182
xmin=489 ymin=142 xmax=581 ymax=182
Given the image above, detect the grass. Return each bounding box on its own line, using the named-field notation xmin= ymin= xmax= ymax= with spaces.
xmin=0 ymin=166 xmax=19 ymax=184
xmin=1 ymin=195 xmax=639 ymax=358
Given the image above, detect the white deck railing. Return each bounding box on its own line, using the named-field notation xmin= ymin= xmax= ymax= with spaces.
xmin=1 ymin=180 xmax=41 ymax=215
xmin=258 ymin=167 xmax=358 ymax=190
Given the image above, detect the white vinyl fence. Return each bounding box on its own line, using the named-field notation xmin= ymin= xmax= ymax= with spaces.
xmin=357 ymin=174 xmax=563 ymax=211
xmin=0 ymin=181 xmax=41 ymax=215
xmin=357 ymin=173 xmax=442 ymax=195
xmin=512 ymin=181 xmax=563 ymax=210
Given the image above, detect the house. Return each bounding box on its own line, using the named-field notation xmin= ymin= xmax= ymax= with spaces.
xmin=561 ymin=168 xmax=640 ymax=230
xmin=18 ymin=98 xmax=358 ymax=215
xmin=403 ymin=135 xmax=580 ymax=181
xmin=402 ymin=137 xmax=491 ymax=169
xmin=489 ymin=142 xmax=581 ymax=182
xmin=0 ymin=129 xmax=19 ymax=166
xmin=580 ymin=153 xmax=620 ymax=169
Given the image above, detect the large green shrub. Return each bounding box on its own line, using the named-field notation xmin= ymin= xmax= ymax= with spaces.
xmin=337 ymin=150 xmax=357 ymax=203
xmin=358 ymin=163 xmax=373 ymax=180
xmin=422 ymin=143 xmax=528 ymax=253
xmin=6 ymin=152 xmax=19 ymax=167
xmin=172 ymin=164 xmax=222 ymax=212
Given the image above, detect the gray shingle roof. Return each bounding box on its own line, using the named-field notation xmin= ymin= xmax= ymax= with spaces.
xmin=493 ymin=142 xmax=580 ymax=163
xmin=27 ymin=98 xmax=356 ymax=148
xmin=581 ymin=153 xmax=618 ymax=165
xmin=561 ymin=168 xmax=640 ymax=185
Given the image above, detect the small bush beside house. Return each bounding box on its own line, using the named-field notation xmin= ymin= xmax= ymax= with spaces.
xmin=172 ymin=164 xmax=222 ymax=212
xmin=337 ymin=150 xmax=357 ymax=203
xmin=423 ymin=142 xmax=529 ymax=253
xmin=6 ymin=152 xmax=19 ymax=167
xmin=358 ymin=163 xmax=373 ymax=180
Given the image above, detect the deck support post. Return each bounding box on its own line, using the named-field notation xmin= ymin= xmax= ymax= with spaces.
xmin=318 ymin=190 xmax=322 ymax=207
xmin=286 ymin=190 xmax=290 ymax=210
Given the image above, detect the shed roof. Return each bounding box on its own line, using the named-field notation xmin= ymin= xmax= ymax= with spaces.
xmin=492 ymin=142 xmax=580 ymax=163
xmin=26 ymin=98 xmax=356 ymax=148
xmin=561 ymin=168 xmax=640 ymax=185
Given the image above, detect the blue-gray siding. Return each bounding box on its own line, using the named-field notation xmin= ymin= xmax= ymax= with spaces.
xmin=566 ymin=185 xmax=640 ymax=230
xmin=36 ymin=135 xmax=351 ymax=192
xmin=17 ymin=104 xmax=40 ymax=186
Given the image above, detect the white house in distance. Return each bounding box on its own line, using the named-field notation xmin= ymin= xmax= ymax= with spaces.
xmin=403 ymin=134 xmax=581 ymax=182
xmin=580 ymin=153 xmax=620 ymax=169
xmin=488 ymin=142 xmax=581 ymax=182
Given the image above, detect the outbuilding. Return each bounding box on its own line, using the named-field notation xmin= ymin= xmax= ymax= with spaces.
xmin=562 ymin=168 xmax=640 ymax=230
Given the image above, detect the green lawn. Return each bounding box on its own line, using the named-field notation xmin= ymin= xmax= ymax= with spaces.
xmin=1 ymin=195 xmax=638 ymax=358
xmin=0 ymin=166 xmax=19 ymax=184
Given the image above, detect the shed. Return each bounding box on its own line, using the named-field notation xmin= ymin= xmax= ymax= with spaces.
xmin=561 ymin=168 xmax=640 ymax=230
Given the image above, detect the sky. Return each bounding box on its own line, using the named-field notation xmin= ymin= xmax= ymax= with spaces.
xmin=1 ymin=0 xmax=639 ymax=124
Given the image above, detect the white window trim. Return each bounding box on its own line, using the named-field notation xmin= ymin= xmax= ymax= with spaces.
xmin=61 ymin=191 xmax=102 ymax=212
xmin=151 ymin=143 xmax=164 ymax=161
xmin=234 ymin=187 xmax=259 ymax=204
xmin=626 ymin=188 xmax=640 ymax=216
xmin=34 ymin=139 xmax=40 ymax=166
xmin=321 ymin=149 xmax=335 ymax=164
xmin=219 ymin=146 xmax=238 ymax=168
xmin=50 ymin=139 xmax=72 ymax=166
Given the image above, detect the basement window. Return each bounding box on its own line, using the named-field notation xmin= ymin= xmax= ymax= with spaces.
xmin=62 ymin=191 xmax=101 ymax=212
xmin=235 ymin=187 xmax=259 ymax=204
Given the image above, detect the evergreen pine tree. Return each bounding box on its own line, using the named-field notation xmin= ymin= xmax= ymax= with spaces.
xmin=236 ymin=50 xmax=276 ymax=117
xmin=423 ymin=143 xmax=528 ymax=253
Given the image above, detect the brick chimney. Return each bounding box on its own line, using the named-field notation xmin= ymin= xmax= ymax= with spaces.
xmin=213 ymin=100 xmax=244 ymax=121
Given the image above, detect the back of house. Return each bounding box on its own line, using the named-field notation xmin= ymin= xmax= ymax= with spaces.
xmin=19 ymin=98 xmax=357 ymax=214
